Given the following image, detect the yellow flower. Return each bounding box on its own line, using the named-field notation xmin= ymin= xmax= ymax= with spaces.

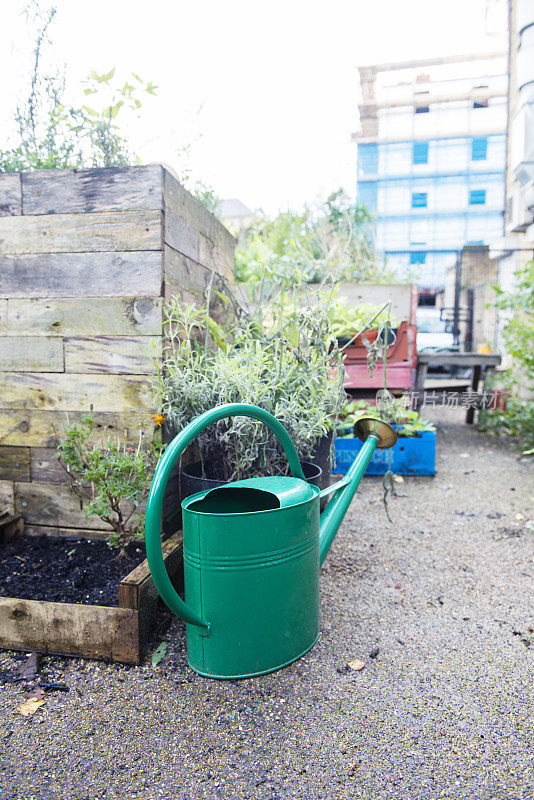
xmin=153 ymin=414 xmax=165 ymax=428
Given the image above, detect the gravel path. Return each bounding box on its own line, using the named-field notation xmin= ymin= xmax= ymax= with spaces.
xmin=1 ymin=410 xmax=533 ymax=800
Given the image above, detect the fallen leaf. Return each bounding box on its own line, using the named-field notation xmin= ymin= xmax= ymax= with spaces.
xmin=16 ymin=652 xmax=41 ymax=681
xmin=17 ymin=698 xmax=45 ymax=717
xmin=347 ymin=658 xmax=365 ymax=671
xmin=393 ymin=475 xmax=404 ymax=484
xmin=26 ymin=687 xmax=45 ymax=701
xmin=151 ymin=642 xmax=167 ymax=668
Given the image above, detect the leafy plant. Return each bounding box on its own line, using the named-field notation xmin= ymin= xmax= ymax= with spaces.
xmin=56 ymin=413 xmax=163 ymax=553
xmin=336 ymin=398 xmax=435 ymax=438
xmin=152 ymin=280 xmax=346 ymax=481
xmin=494 ymin=261 xmax=534 ymax=379
xmin=0 ymin=3 xmax=156 ymax=172
xmin=236 ymin=189 xmax=398 ymax=285
xmin=328 ymin=299 xmax=400 ymax=340
xmin=484 ymin=261 xmax=534 ymax=454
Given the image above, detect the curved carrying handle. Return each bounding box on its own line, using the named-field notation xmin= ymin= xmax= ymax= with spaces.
xmin=145 ymin=403 xmax=306 ymax=629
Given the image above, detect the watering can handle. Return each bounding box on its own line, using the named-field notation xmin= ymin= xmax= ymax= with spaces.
xmin=145 ymin=403 xmax=306 ymax=629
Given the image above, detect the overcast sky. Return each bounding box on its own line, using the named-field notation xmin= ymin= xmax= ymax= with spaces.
xmin=0 ymin=0 xmax=507 ymax=214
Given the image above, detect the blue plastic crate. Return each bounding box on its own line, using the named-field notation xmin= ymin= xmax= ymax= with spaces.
xmin=333 ymin=429 xmax=436 ymax=476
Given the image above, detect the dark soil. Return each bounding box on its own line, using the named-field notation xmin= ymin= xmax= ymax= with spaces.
xmin=0 ymin=535 xmax=146 ymax=606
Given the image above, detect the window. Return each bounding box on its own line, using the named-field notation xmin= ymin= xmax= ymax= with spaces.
xmin=472 ymin=137 xmax=487 ymax=160
xmin=410 ymin=252 xmax=426 ymax=264
xmin=413 ymin=141 xmax=429 ymax=164
xmin=412 ymin=192 xmax=428 ymax=208
xmin=415 ymin=106 xmax=429 ymax=114
xmin=469 ymin=190 xmax=486 ymax=205
xmin=357 ymin=143 xmax=378 ymax=176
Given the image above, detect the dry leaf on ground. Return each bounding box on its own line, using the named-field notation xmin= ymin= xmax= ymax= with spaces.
xmin=26 ymin=687 xmax=46 ymax=701
xmin=348 ymin=658 xmax=365 ymax=671
xmin=16 ymin=652 xmax=41 ymax=681
xmin=16 ymin=698 xmax=46 ymax=717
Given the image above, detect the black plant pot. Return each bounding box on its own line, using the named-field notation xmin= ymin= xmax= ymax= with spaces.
xmin=180 ymin=460 xmax=322 ymax=503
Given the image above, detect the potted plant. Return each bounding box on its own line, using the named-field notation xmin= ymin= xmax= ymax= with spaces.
xmin=152 ymin=283 xmax=346 ymax=497
xmin=328 ymin=300 xmax=399 ymax=345
xmin=334 ymin=397 xmax=436 ymax=476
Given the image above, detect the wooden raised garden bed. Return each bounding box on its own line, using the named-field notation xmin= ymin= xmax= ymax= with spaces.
xmin=0 ymin=520 xmax=182 ymax=664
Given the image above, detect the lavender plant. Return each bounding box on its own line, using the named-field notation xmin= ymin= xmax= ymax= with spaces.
xmin=152 ymin=284 xmax=346 ymax=481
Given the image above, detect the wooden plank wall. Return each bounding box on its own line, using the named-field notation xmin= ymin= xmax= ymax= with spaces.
xmin=0 ymin=165 xmax=235 ymax=539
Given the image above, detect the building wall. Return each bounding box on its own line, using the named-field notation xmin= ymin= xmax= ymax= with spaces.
xmin=354 ymin=54 xmax=507 ymax=293
xmin=0 ymin=164 xmax=235 ymax=537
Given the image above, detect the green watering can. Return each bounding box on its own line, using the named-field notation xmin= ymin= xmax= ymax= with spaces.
xmin=145 ymin=403 xmax=396 ymax=679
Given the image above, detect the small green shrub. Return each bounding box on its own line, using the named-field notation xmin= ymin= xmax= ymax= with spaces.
xmin=328 ymin=300 xmax=400 ymax=340
xmin=57 ymin=413 xmax=162 ymax=553
xmin=485 ymin=260 xmax=534 ymax=454
xmin=337 ymin=398 xmax=435 ymax=438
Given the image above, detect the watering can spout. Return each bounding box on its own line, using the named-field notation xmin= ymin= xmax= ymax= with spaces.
xmin=318 ymin=417 xmax=397 ymax=565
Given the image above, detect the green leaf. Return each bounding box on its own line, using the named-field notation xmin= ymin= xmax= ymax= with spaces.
xmin=145 ymin=82 xmax=158 ymax=95
xmin=82 ymin=106 xmax=99 ymax=117
xmin=98 ymin=67 xmax=116 ymax=83
xmin=83 ymin=88 xmax=97 ymax=95
xmin=151 ymin=641 xmax=167 ymax=667
xmin=131 ymin=72 xmax=143 ymax=83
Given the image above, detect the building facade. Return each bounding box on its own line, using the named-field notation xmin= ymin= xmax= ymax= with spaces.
xmin=491 ymin=0 xmax=534 ymax=294
xmin=354 ymin=53 xmax=508 ymax=300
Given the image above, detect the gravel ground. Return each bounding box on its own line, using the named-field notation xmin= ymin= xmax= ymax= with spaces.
xmin=1 ymin=409 xmax=533 ymax=800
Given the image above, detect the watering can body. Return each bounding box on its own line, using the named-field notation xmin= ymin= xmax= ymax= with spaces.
xmin=182 ymin=477 xmax=320 ymax=678
xmin=145 ymin=403 xmax=396 ymax=679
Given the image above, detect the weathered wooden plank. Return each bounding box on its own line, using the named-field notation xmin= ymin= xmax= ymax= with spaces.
xmin=119 ymin=531 xmax=183 ymax=651
xmin=0 ymin=447 xmax=30 ymax=481
xmin=164 ymin=283 xmax=202 ymax=310
xmin=0 ymin=299 xmax=6 ymax=334
xmin=64 ymin=336 xmax=159 ymax=375
xmin=15 ymin=481 xmax=110 ymax=530
xmin=0 ymin=373 xmax=153 ymax=411
xmin=30 ymin=448 xmax=66 ymax=484
xmin=0 ymin=336 xmax=64 ymax=372
xmin=198 ymin=231 xmax=235 ymax=279
xmin=0 ymin=372 xmax=152 ymax=413
xmin=119 ymin=532 xmax=183 ymax=602
xmin=119 ymin=532 xmax=183 ymax=609
xmin=164 ymin=246 xmax=209 ymax=295
xmin=0 ymin=410 xmax=155 ymax=448
xmin=0 ymin=210 xmax=162 ymax=254
xmin=164 ymin=169 xmax=219 ymax=240
xmin=0 ymin=251 xmax=163 ymax=298
xmin=24 ymin=524 xmax=109 ymax=540
xmin=0 ymin=598 xmax=139 ymax=662
xmin=22 ymin=165 xmax=163 ymax=215
xmin=164 ymin=206 xmax=199 ymax=261
xmin=163 ymin=168 xmax=235 ymax=261
xmin=6 ymin=296 xmax=163 ymax=336
xmin=0 ymin=173 xmax=22 ymax=216
xmin=0 ymin=480 xmax=14 ymax=514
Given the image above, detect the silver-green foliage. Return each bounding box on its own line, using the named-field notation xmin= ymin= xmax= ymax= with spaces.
xmin=56 ymin=412 xmax=162 ymax=552
xmin=152 ymin=291 xmax=345 ymax=481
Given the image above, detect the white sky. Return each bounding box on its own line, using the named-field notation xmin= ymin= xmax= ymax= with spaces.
xmin=0 ymin=0 xmax=507 ymax=214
